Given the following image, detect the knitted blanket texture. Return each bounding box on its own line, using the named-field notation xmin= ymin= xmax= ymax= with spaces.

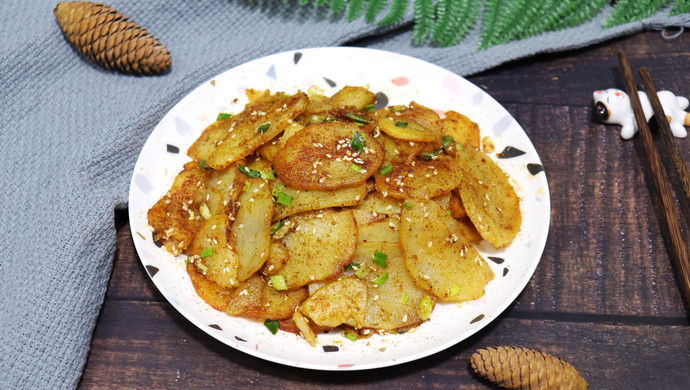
xmin=0 ymin=1 xmax=687 ymax=388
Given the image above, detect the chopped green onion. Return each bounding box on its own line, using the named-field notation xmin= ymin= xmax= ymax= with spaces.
xmin=442 ymin=135 xmax=455 ymax=149
xmin=260 ymin=169 xmax=276 ymax=180
xmin=446 ymin=210 xmax=452 ymax=216
xmin=363 ymin=103 xmax=375 ymax=111
xmin=344 ymin=263 xmax=359 ymax=272
xmin=420 ymin=151 xmax=439 ymax=160
xmin=417 ymin=295 xmax=432 ymax=320
xmin=350 ymin=131 xmax=365 ymax=152
xmin=309 ymin=115 xmax=326 ymax=124
xmin=276 ymin=191 xmax=293 ymax=207
xmin=238 ymin=164 xmax=262 ymax=178
xmin=355 ymin=265 xmax=370 ymax=278
xmin=345 ymin=113 xmax=371 ymax=124
xmin=263 ymin=319 xmax=279 ymax=335
xmin=378 ymin=164 xmax=393 ymax=175
xmin=390 ymin=105 xmax=405 ymax=112
xmin=450 ymin=284 xmax=462 ymax=297
xmin=196 ymin=262 xmax=208 ymax=273
xmin=343 ymin=331 xmax=358 ymax=341
xmin=242 ymin=180 xmax=251 ymax=192
xmin=403 ymin=203 xmax=413 ymax=210
xmin=281 ymin=92 xmax=290 ymax=98
xmin=373 ymin=272 xmax=388 ymax=287
xmin=395 ymin=121 xmax=408 ymax=128
xmin=270 ymin=275 xmax=288 ymax=290
xmin=216 ymin=112 xmax=231 ymax=121
xmin=270 ymin=220 xmax=285 ymax=235
xmin=200 ymin=248 xmax=213 ymax=258
xmin=373 ymin=250 xmax=387 ymax=267
xmin=350 ymin=164 xmax=362 ymax=173
xmin=400 ymin=293 xmax=409 ymax=304
xmin=199 ymin=203 xmax=212 ymax=220
xmin=198 ymin=160 xmax=208 ymax=169
xmin=257 ymin=122 xmax=271 ymax=133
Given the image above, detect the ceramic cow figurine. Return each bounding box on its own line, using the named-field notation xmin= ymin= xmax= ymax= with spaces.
xmin=592 ymin=88 xmax=690 ymax=140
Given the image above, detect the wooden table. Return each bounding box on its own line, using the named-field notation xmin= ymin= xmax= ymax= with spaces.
xmin=79 ymin=31 xmax=690 ymax=389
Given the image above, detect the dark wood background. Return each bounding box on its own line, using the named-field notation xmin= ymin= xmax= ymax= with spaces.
xmin=79 ymin=31 xmax=690 ymax=389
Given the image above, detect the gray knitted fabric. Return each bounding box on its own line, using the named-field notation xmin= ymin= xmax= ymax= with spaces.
xmin=0 ymin=1 xmax=687 ymax=388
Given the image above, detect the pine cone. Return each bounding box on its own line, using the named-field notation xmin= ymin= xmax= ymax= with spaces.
xmin=470 ymin=346 xmax=587 ymax=390
xmin=54 ymin=2 xmax=171 ymax=75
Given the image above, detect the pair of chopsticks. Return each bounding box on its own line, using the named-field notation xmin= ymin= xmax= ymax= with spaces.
xmin=618 ymin=51 xmax=690 ymax=315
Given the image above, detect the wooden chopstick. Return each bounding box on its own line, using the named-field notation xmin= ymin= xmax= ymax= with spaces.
xmin=638 ymin=67 xmax=690 ymax=206
xmin=617 ymin=50 xmax=690 ymax=314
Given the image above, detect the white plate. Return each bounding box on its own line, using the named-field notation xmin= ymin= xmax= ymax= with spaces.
xmin=128 ymin=47 xmax=550 ymax=370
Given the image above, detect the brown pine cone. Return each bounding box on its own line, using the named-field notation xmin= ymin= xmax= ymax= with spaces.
xmin=54 ymin=1 xmax=171 ymax=75
xmin=470 ymin=346 xmax=587 ymax=390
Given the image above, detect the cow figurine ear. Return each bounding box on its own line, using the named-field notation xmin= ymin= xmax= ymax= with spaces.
xmin=593 ymin=88 xmax=690 ymax=139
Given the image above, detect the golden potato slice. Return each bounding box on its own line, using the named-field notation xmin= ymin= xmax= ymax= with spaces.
xmin=374 ymin=101 xmax=443 ymax=143
xmin=277 ymin=209 xmax=358 ymax=289
xmin=271 ymin=179 xmax=368 ymax=220
xmin=351 ymin=243 xmax=434 ymax=330
xmin=186 ymin=262 xmax=234 ymax=311
xmin=187 ymin=89 xmax=276 ymax=162
xmin=357 ymin=217 xmax=399 ymax=244
xmin=442 ymin=110 xmax=480 ymax=149
xmin=449 ymin=189 xmax=467 ymax=219
xmin=231 ymin=177 xmax=274 ymax=282
xmin=206 ymin=92 xmax=309 ymax=170
xmin=302 ymin=86 xmax=376 ymax=119
xmin=457 ymin=217 xmax=482 ymax=242
xmin=455 ymin=144 xmax=521 ymax=248
xmin=353 ymin=191 xmax=402 ymax=216
xmin=204 ymin=161 xmax=246 ymax=218
xmin=374 ymin=135 xmax=463 ymax=199
xmin=399 ymin=199 xmax=494 ymax=301
xmin=257 ymin=122 xmax=304 ymax=162
xmin=292 ymin=310 xmax=318 ymax=346
xmin=261 ymin=241 xmax=289 ymax=275
xmin=147 ymin=164 xmax=210 ymax=255
xmin=273 ymin=121 xmax=384 ymax=190
xmin=225 ymin=274 xmax=308 ymax=320
xmin=377 ymin=117 xmax=438 ymax=143
xmin=187 ymin=214 xmax=240 ymax=289
xmin=299 ymin=277 xmax=368 ymax=328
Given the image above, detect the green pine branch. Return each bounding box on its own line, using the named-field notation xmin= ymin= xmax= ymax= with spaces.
xmin=289 ymin=0 xmax=685 ymax=49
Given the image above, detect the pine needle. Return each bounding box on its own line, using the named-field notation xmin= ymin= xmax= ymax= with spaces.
xmin=348 ymin=0 xmax=366 ymax=20
xmin=604 ymin=0 xmax=672 ymax=27
xmin=366 ymin=0 xmax=388 ymax=22
xmin=412 ymin=0 xmax=435 ymax=45
xmin=431 ymin=0 xmax=481 ymax=47
xmin=671 ymin=0 xmax=690 ymax=15
xmin=331 ymin=0 xmax=347 ymax=12
xmin=379 ymin=0 xmax=409 ymax=25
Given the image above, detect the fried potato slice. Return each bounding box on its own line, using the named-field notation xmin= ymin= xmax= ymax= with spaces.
xmin=442 ymin=110 xmax=480 ymax=149
xmin=188 ymin=214 xmax=240 ymax=289
xmin=353 ymin=191 xmax=402 ymax=216
xmin=302 ymin=86 xmax=376 ymax=119
xmin=455 ymin=144 xmax=521 ymax=248
xmin=272 ymin=180 xmax=368 ymax=220
xmin=351 ymin=243 xmax=433 ymax=330
xmin=257 ymin=122 xmax=304 ymax=162
xmin=261 ymin=241 xmax=289 ymax=275
xmin=206 ymin=92 xmax=309 ymax=170
xmin=277 ymin=209 xmax=358 ymax=290
xmin=186 ymin=262 xmax=234 ymax=311
xmin=374 ymin=102 xmax=443 ymax=143
xmin=374 ymin=135 xmax=463 ymax=199
xmin=449 ymin=189 xmax=467 ymax=219
xmin=246 ymin=157 xmax=368 ymax=220
xmin=299 ymin=277 xmax=368 ymax=328
xmin=147 ymin=164 xmax=210 ymax=255
xmin=400 ymin=199 xmax=494 ymax=301
xmin=204 ymin=161 xmax=246 ymax=218
xmin=357 ymin=217 xmax=399 ymax=244
xmin=187 ymin=89 xmax=276 ymax=162
xmin=273 ymin=121 xmax=384 ymax=190
xmin=231 ymin=177 xmax=274 ymax=282
xmin=292 ymin=310 xmax=318 ymax=346
xmin=225 ymin=274 xmax=308 ymax=320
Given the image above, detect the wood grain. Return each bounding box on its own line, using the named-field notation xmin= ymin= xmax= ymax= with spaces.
xmin=79 ymin=31 xmax=690 ymax=389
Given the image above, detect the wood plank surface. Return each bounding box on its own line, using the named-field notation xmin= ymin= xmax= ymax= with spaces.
xmin=79 ymin=31 xmax=690 ymax=389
